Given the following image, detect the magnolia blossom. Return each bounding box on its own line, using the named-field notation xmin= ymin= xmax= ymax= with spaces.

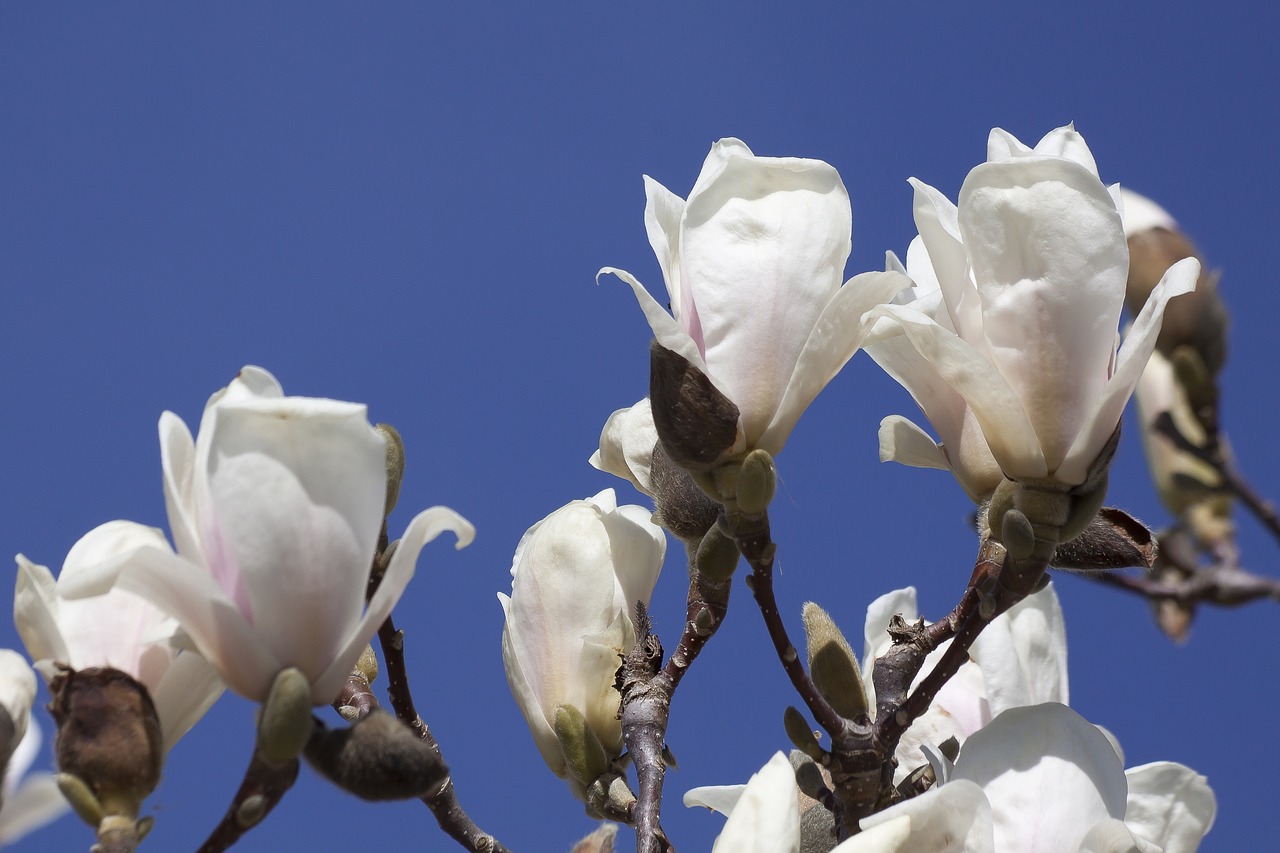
xmin=601 ymin=138 xmax=908 ymax=460
xmin=499 ymin=489 xmax=665 ymax=780
xmin=866 ymin=125 xmax=1199 ymax=495
xmin=16 ymin=522 xmax=224 ymax=752
xmin=0 ymin=653 xmax=65 ymax=846
xmin=62 ymin=366 xmax=473 ymax=706
xmin=685 ymin=752 xmax=800 ymax=853
xmin=844 ymin=703 xmax=1215 ymax=853
xmin=861 ymin=584 xmax=1068 ymax=783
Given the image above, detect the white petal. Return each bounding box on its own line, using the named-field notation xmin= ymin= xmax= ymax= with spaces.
xmin=862 ymin=587 xmax=919 ymax=671
xmin=150 ymin=651 xmax=224 ymax=754
xmin=862 ymin=303 xmax=1046 ymax=479
xmin=1124 ymin=762 xmax=1216 ymax=853
xmin=643 ymin=176 xmax=693 ymax=338
xmin=683 ymin=783 xmax=747 ymax=816
xmin=159 ymin=412 xmax=204 ymax=565
xmin=1118 ymin=188 xmax=1177 ymax=237
xmin=589 ymin=399 xmax=658 ymax=496
xmin=1032 ymin=124 xmax=1100 ymax=178
xmin=313 ymin=506 xmax=473 ymax=706
xmin=199 ymin=394 xmax=386 ymax=683
xmin=710 ymin=752 xmax=799 ymax=853
xmin=606 ymin=503 xmax=666 ymax=617
xmin=1059 ymin=257 xmax=1200 ymax=485
xmin=758 ymin=270 xmax=911 ymax=455
xmin=62 ymin=544 xmax=282 ymax=702
xmin=859 ymin=779 xmax=994 ymax=852
xmin=971 ymin=582 xmax=1069 ymax=716
xmin=1077 ymin=819 xmax=1152 ymax=853
xmin=680 ymin=147 xmax=851 ymax=446
xmin=986 ymin=127 xmax=1033 ymax=162
xmin=909 ymin=178 xmax=980 ymax=341
xmin=958 ymin=156 xmax=1127 ymax=475
xmin=878 ymin=415 xmax=948 ymax=470
xmin=832 ymin=814 xmax=914 ymax=852
xmin=0 ymin=772 xmax=68 ymax=845
xmin=13 ymin=557 xmax=68 ymax=679
xmin=955 ymin=703 xmax=1127 ymax=853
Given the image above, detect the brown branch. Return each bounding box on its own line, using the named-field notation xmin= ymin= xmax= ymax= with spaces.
xmin=194 ymin=749 xmax=299 ymax=853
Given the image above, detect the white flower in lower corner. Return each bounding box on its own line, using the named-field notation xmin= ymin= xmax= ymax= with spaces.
xmin=865 ymin=124 xmax=1199 ymax=495
xmin=685 ymin=752 xmax=800 ymax=853
xmin=15 ymin=522 xmax=224 ymax=752
xmin=58 ymin=366 xmax=474 ymax=707
xmin=499 ymin=489 xmax=665 ymax=780
xmin=861 ymin=583 xmax=1068 ymax=784
xmin=837 ymin=703 xmax=1215 ymax=853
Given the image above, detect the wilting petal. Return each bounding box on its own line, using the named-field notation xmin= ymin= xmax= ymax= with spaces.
xmin=954 ymin=704 xmax=1127 ymax=853
xmin=1124 ymin=762 xmax=1216 ymax=853
xmin=709 ymin=752 xmax=799 ymax=853
xmin=159 ymin=412 xmax=203 ymax=565
xmin=683 ymin=783 xmax=747 ymax=816
xmin=313 ymin=506 xmax=474 ymax=706
xmin=878 ymin=415 xmax=949 ymax=471
xmin=0 ymin=721 xmax=68 ymax=844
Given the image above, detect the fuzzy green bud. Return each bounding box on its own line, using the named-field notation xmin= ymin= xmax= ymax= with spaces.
xmin=553 ymin=704 xmax=609 ymax=789
xmin=258 ymin=668 xmax=313 ymax=766
xmin=802 ymin=603 xmax=868 ymax=720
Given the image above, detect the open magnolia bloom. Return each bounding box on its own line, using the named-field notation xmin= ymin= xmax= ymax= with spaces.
xmin=601 ymin=138 xmax=909 ymax=463
xmin=861 ymin=584 xmax=1067 ymax=784
xmin=60 ymin=366 xmax=473 ymax=706
xmin=865 ymin=125 xmax=1200 ymax=496
xmin=16 ymin=522 xmax=223 ymax=752
xmin=842 ymin=703 xmax=1215 ymax=853
xmin=499 ymin=489 xmax=665 ymax=785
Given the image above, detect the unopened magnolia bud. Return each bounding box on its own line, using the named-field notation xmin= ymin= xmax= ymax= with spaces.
xmin=355 ymin=645 xmax=379 ymax=685
xmin=258 ymin=668 xmax=313 ymax=766
xmin=48 ymin=666 xmax=162 ymax=819
xmin=736 ymin=449 xmax=777 ymax=515
xmin=375 ymin=423 xmax=406 ymax=516
xmin=694 ymin=524 xmax=740 ymax=582
xmin=1000 ymin=509 xmax=1036 ymax=560
xmin=553 ymin=704 xmax=610 ymax=789
xmin=569 ymin=823 xmax=619 ymax=853
xmin=304 ymin=709 xmax=449 ymax=801
xmin=649 ymin=341 xmax=740 ymax=471
xmin=801 ymin=603 xmax=868 ymax=720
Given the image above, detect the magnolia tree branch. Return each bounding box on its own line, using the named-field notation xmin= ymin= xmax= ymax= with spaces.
xmin=194 ymin=750 xmax=300 ymax=853
xmin=619 ymin=549 xmax=732 ymax=853
xmin=364 ymin=533 xmax=511 ymax=853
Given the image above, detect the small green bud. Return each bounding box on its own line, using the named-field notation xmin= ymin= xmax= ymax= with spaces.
xmin=135 ymin=815 xmax=155 ymax=842
xmin=1000 ymin=509 xmax=1036 ymax=560
xmin=56 ymin=772 xmax=103 ymax=828
xmin=736 ymin=449 xmax=777 ymax=515
xmin=553 ymin=704 xmax=609 ymax=788
xmin=375 ymin=423 xmax=406 ymax=516
xmin=355 ymin=645 xmax=379 ymax=686
xmin=258 ymin=668 xmax=313 ymax=766
xmin=694 ymin=524 xmax=740 ymax=582
xmin=783 ymin=706 xmax=825 ymax=763
xmin=235 ymin=794 xmax=268 ymax=829
xmin=802 ymin=603 xmax=868 ymax=720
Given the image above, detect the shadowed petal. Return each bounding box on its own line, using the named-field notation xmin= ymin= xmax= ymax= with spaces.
xmin=1124 ymin=762 xmax=1216 ymax=853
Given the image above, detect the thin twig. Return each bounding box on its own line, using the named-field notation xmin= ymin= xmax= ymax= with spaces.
xmin=194 ymin=750 xmax=299 ymax=853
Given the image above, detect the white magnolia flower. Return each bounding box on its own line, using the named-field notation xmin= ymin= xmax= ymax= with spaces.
xmin=499 ymin=489 xmax=665 ymax=779
xmin=0 ymin=719 xmax=68 ymax=847
xmin=867 ymin=125 xmax=1199 ymax=495
xmin=61 ymin=366 xmax=474 ymax=706
xmin=684 ymin=752 xmax=800 ymax=853
xmin=602 ymin=138 xmax=909 ymax=460
xmin=0 ymin=653 xmax=34 ymax=766
xmin=16 ymin=522 xmax=224 ymax=752
xmin=861 ymin=584 xmax=1068 ymax=784
xmin=839 ymin=703 xmax=1215 ymax=853
xmin=589 ymin=397 xmax=659 ymax=497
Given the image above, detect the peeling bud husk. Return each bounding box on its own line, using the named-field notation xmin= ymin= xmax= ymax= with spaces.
xmin=48 ymin=666 xmax=162 ymax=817
xmin=304 ymin=709 xmax=448 ymax=800
xmin=1052 ymin=508 xmax=1158 ymax=572
xmin=649 ymin=342 xmax=740 ymax=471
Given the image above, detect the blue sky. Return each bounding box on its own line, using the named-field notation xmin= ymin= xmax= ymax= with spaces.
xmin=1 ymin=3 xmax=1276 ymax=850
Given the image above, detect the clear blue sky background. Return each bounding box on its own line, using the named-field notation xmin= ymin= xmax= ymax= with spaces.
xmin=2 ymin=3 xmax=1276 ymax=851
